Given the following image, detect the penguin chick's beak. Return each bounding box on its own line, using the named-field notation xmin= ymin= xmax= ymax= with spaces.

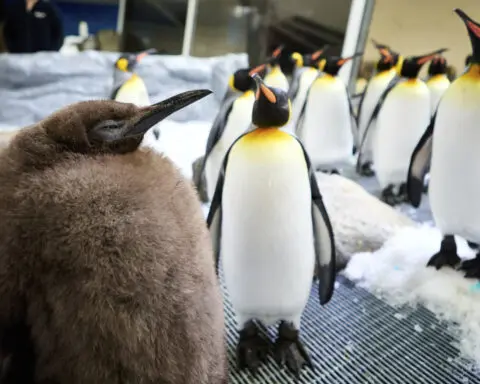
xmin=128 ymin=90 xmax=212 ymax=138
xmin=415 ymin=48 xmax=449 ymax=65
xmin=455 ymin=8 xmax=480 ymax=61
xmin=136 ymin=48 xmax=157 ymax=62
xmin=252 ymin=74 xmax=277 ymax=104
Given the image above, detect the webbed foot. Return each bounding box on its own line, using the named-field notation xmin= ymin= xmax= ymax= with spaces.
xmin=236 ymin=320 xmax=269 ymax=373
xmin=460 ymin=255 xmax=480 ymax=279
xmin=358 ymin=162 xmax=375 ymax=177
xmin=427 ymin=235 xmax=461 ymax=270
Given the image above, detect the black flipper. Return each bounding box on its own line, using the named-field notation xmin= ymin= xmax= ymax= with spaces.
xmin=206 ymin=131 xmax=251 ymax=275
xmin=294 ymin=72 xmax=323 ymax=134
xmin=356 ymin=76 xmax=401 ymax=172
xmin=355 ymin=78 xmax=370 ymax=126
xmin=345 ymin=86 xmax=359 ymax=148
xmin=295 ymin=137 xmax=336 ymax=305
xmin=199 ymin=94 xmax=236 ymax=179
xmin=406 ymin=111 xmax=437 ymax=208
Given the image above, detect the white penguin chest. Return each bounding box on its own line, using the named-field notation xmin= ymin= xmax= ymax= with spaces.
xmin=429 ymin=75 xmax=480 ymax=241
xmin=114 ymin=75 xmax=150 ymax=107
xmin=427 ymin=76 xmax=450 ymax=116
xmin=373 ymin=80 xmax=430 ymax=188
xmin=300 ymin=76 xmax=353 ymax=168
xmin=221 ymin=129 xmax=315 ymax=326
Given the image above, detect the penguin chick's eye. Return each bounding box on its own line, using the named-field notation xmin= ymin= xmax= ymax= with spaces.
xmin=88 ymin=120 xmax=127 ymax=144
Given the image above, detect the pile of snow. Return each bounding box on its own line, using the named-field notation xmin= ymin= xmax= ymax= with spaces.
xmin=344 ymin=225 xmax=480 ymax=366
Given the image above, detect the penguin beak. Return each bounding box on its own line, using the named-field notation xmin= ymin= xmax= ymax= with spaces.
xmin=128 ymin=90 xmax=212 ymax=137
xmin=414 ymin=48 xmax=448 ymax=66
xmin=336 ymin=52 xmax=363 ymax=67
xmin=272 ymin=45 xmax=284 ymax=59
xmin=311 ymin=47 xmax=327 ymax=61
xmin=249 ymin=64 xmax=266 ymax=76
xmin=252 ymin=74 xmax=277 ymax=104
xmin=136 ymin=48 xmax=157 ymax=62
xmin=455 ymin=8 xmax=480 ymax=61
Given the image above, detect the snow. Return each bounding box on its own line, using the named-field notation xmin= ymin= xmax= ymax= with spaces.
xmin=344 ymin=225 xmax=480 ymax=366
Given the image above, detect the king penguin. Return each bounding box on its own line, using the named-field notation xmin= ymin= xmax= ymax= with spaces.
xmin=297 ymin=53 xmax=361 ymax=174
xmin=207 ymin=74 xmax=336 ymax=376
xmin=202 ymin=65 xmax=266 ymax=201
xmin=111 ymin=48 xmax=160 ymax=141
xmin=285 ymin=47 xmax=329 ymax=133
xmin=425 ymin=54 xmax=451 ymax=116
xmin=407 ymin=9 xmax=480 ymax=278
xmin=264 ymin=46 xmax=290 ymax=92
xmin=356 ymin=41 xmax=399 ymax=176
xmin=366 ymin=47 xmax=447 ymax=205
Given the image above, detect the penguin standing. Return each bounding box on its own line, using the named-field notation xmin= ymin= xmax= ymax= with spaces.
xmin=356 ymin=41 xmax=399 ymax=176
xmin=425 ymin=55 xmax=451 ymax=116
xmin=112 ymin=49 xmax=160 ymax=141
xmin=202 ymin=64 xmax=266 ymax=202
xmin=297 ymin=54 xmax=361 ymax=174
xmin=264 ymin=46 xmax=290 ymax=92
xmin=407 ymin=9 xmax=480 ymax=278
xmin=367 ymin=48 xmax=447 ymax=205
xmin=285 ymin=48 xmax=328 ymax=133
xmin=207 ymin=74 xmax=336 ymax=376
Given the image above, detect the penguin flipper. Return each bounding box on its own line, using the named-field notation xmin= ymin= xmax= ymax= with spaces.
xmin=355 ymin=79 xmax=370 ymax=125
xmin=406 ymin=112 xmax=437 ymax=208
xmin=345 ymin=87 xmax=359 ymax=148
xmin=295 ymin=137 xmax=336 ymax=305
xmin=356 ymin=76 xmax=400 ymax=171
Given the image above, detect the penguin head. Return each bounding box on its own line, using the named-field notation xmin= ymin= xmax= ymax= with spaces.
xmin=372 ymin=39 xmax=395 ymax=71
xmin=291 ymin=52 xmax=304 ymax=68
xmin=115 ymin=48 xmax=157 ymax=72
xmin=427 ymin=55 xmax=448 ymax=76
xmin=21 ymin=89 xmax=212 ymax=164
xmin=323 ymin=53 xmax=363 ymax=76
xmin=228 ymin=64 xmax=266 ymax=93
xmin=251 ymin=74 xmax=290 ymax=128
xmin=305 ymin=46 xmax=330 ymax=68
xmin=455 ymin=9 xmax=480 ymax=64
xmin=267 ymin=45 xmax=284 ymax=68
xmin=400 ymin=48 xmax=448 ymax=78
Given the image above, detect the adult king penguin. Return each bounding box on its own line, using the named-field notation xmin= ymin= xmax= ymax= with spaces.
xmin=286 ymin=47 xmax=329 ymax=133
xmin=407 ymin=9 xmax=480 ymax=278
xmin=111 ymin=49 xmax=160 ymax=141
xmin=297 ymin=53 xmax=361 ymax=174
xmin=207 ymin=74 xmax=336 ymax=376
xmin=202 ymin=64 xmax=266 ymax=202
xmin=366 ymin=47 xmax=447 ymax=205
xmin=356 ymin=41 xmax=399 ymax=177
xmin=264 ymin=46 xmax=290 ymax=92
xmin=425 ymin=54 xmax=451 ymax=116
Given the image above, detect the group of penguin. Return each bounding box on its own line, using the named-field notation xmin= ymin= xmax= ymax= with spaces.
xmin=197 ymin=7 xmax=480 ymax=377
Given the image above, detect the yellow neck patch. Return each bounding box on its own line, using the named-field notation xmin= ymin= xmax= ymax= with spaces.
xmin=463 ymin=63 xmax=480 ymax=81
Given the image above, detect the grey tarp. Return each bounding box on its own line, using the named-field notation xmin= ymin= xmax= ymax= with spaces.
xmin=0 ymin=51 xmax=248 ymax=130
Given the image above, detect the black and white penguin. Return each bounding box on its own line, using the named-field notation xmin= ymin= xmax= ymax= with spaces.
xmin=425 ymin=55 xmax=451 ymax=116
xmin=356 ymin=40 xmax=400 ymax=176
xmin=365 ymin=47 xmax=447 ymax=205
xmin=202 ymin=64 xmax=266 ymax=201
xmin=207 ymin=74 xmax=336 ymax=376
xmin=407 ymin=9 xmax=480 ymax=278
xmin=297 ymin=53 xmax=362 ymax=174
xmin=286 ymin=47 xmax=329 ymax=133
xmin=264 ymin=45 xmax=290 ymax=92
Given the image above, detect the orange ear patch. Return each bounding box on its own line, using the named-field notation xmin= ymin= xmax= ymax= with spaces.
xmin=260 ymin=84 xmax=277 ymax=103
xmin=467 ymin=20 xmax=480 ymax=38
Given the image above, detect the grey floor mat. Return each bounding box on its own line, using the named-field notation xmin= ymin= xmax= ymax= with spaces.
xmin=224 ymin=171 xmax=478 ymax=382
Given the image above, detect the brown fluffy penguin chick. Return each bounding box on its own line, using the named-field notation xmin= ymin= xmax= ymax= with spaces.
xmin=0 ymin=90 xmax=228 ymax=384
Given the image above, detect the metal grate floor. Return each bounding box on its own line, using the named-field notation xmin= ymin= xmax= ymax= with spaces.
xmin=223 ymin=275 xmax=480 ymax=383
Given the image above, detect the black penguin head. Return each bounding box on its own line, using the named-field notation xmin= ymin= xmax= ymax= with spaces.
xmin=372 ymin=39 xmax=395 ymax=71
xmin=323 ymin=53 xmax=363 ymax=76
xmin=251 ymin=74 xmax=290 ymax=128
xmin=115 ymin=48 xmax=156 ymax=72
xmin=455 ymin=9 xmax=480 ymax=64
xmin=400 ymin=48 xmax=448 ymax=78
xmin=228 ymin=64 xmax=266 ymax=93
xmin=427 ymin=55 xmax=448 ymax=76
xmin=267 ymin=45 xmax=284 ymax=67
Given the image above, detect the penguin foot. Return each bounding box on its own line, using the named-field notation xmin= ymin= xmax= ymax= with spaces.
xmin=381 ymin=185 xmax=397 ymax=206
xmin=317 ymin=168 xmax=340 ymax=175
xmin=459 ymin=256 xmax=480 ymax=279
xmin=153 ymin=128 xmax=160 ymax=140
xmin=395 ymin=183 xmax=409 ymax=204
xmin=273 ymin=321 xmax=313 ymax=377
xmin=358 ymin=162 xmax=375 ymax=177
xmin=467 ymin=241 xmax=479 ymax=250
xmin=427 ymin=235 xmax=461 ymax=270
xmin=236 ymin=320 xmax=269 ymax=373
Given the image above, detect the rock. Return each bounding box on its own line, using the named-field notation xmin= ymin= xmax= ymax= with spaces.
xmin=315 ymin=172 xmax=415 ymax=269
xmin=192 ymin=155 xmax=209 ymax=203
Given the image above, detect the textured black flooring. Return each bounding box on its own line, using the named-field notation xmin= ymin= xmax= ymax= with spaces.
xmin=224 ymin=170 xmax=479 ymax=383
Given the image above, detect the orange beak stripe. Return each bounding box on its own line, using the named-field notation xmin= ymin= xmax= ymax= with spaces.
xmin=136 ymin=52 xmax=149 ymax=62
xmin=417 ymin=54 xmax=437 ymax=65
xmin=260 ymin=84 xmax=277 ymax=103
xmin=311 ymin=50 xmax=324 ymax=60
xmin=272 ymin=46 xmax=283 ymax=58
xmin=249 ymin=64 xmax=266 ymax=76
xmin=467 ymin=20 xmax=480 ymax=38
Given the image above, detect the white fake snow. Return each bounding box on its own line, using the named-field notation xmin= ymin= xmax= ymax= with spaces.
xmin=344 ymin=225 xmax=480 ymax=366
